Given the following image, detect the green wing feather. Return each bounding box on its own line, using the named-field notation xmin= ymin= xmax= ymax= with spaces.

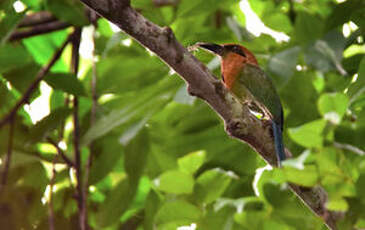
xmin=231 ymin=64 xmax=283 ymax=126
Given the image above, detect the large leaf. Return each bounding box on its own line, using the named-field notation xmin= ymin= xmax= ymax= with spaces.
xmin=178 ymin=150 xmax=206 ymax=174
xmin=88 ymin=135 xmax=124 ymax=185
xmin=194 ymin=168 xmax=234 ymax=204
xmin=177 ymin=0 xmax=231 ymax=18
xmin=347 ymin=57 xmax=365 ymax=106
xmin=288 ymin=119 xmax=327 ymax=148
xmin=81 ymin=77 xmax=179 ymax=146
xmin=325 ymin=0 xmax=364 ymax=31
xmin=96 ymin=55 xmax=168 ymax=94
xmin=96 ymin=176 xmax=136 ymax=227
xmin=0 ymin=8 xmax=26 ymax=44
xmin=317 ymin=93 xmax=349 ymax=124
xmin=23 ymin=30 xmax=68 ymax=71
xmin=268 ymin=46 xmax=300 ymax=87
xmin=2 ymin=63 xmax=40 ymax=94
xmin=29 ymin=107 xmax=72 ymax=143
xmin=44 ymin=72 xmax=87 ymax=96
xmin=124 ymin=128 xmax=149 ymax=186
xmin=294 ymin=11 xmax=324 ymax=45
xmin=0 ymin=44 xmax=33 ymax=73
xmin=45 ymin=0 xmax=88 ymax=26
xmin=154 ymin=170 xmax=194 ymax=195
xmin=155 ymin=200 xmax=201 ymax=224
xmin=283 ymin=165 xmax=318 ymax=187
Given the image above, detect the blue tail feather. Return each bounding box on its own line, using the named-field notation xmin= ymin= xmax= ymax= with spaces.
xmin=272 ymin=122 xmax=285 ymax=167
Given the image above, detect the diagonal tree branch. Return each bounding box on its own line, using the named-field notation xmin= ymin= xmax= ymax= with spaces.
xmin=10 ymin=20 xmax=71 ymax=41
xmin=47 ymin=137 xmax=75 ymax=167
xmin=78 ymin=1 xmax=339 ymax=229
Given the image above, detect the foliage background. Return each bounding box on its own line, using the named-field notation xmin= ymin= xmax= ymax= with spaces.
xmin=0 ymin=0 xmax=364 ymax=229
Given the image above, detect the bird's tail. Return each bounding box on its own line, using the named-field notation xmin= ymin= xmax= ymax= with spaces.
xmin=272 ymin=122 xmax=285 ymax=167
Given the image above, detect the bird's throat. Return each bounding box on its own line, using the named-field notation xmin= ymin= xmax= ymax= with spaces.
xmin=221 ymin=53 xmax=245 ymax=90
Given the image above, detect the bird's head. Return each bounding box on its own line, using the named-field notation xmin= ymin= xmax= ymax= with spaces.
xmin=197 ymin=43 xmax=258 ymax=89
xmin=197 ymin=43 xmax=258 ymax=66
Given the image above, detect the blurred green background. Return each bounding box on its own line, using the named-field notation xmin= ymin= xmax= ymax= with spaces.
xmin=0 ymin=0 xmax=364 ymax=229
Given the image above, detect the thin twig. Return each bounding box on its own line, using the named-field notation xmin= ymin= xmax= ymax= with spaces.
xmin=59 ymin=96 xmax=70 ymax=140
xmin=10 ymin=21 xmax=71 ymax=41
xmin=18 ymin=11 xmax=57 ymax=28
xmin=48 ymin=158 xmax=57 ymax=230
xmin=70 ymin=27 xmax=87 ymax=230
xmin=334 ymin=142 xmax=365 ymax=156
xmin=0 ymin=34 xmax=72 ymax=129
xmin=90 ymin=11 xmax=98 ymax=125
xmin=0 ymin=117 xmax=15 ymax=192
xmin=47 ymin=137 xmax=75 ymax=167
xmin=82 ymin=12 xmax=98 ymax=230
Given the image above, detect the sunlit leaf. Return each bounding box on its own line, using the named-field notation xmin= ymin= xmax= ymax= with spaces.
xmin=154 ymin=170 xmax=194 ymax=195
xmin=288 ymin=119 xmax=327 ymax=148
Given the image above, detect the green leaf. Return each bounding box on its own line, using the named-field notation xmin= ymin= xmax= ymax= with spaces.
xmin=177 ymin=0 xmax=221 ymax=18
xmin=22 ymin=0 xmax=42 ymax=9
xmin=44 ymin=72 xmax=87 ymax=96
xmin=131 ymin=0 xmax=168 ymax=26
xmin=2 ymin=63 xmax=39 ymax=94
xmin=194 ymin=168 xmax=234 ymax=204
xmin=317 ymin=93 xmax=349 ymax=124
xmin=325 ymin=0 xmax=363 ymax=31
xmin=268 ymin=46 xmax=300 ymax=87
xmin=29 ymin=107 xmax=72 ymax=143
xmin=154 ymin=170 xmax=194 ymax=195
xmin=0 ymin=81 xmax=16 ymax=117
xmin=81 ymin=78 xmax=178 ymax=146
xmin=0 ymin=44 xmax=33 ymax=73
xmin=294 ymin=11 xmax=323 ymax=45
xmin=214 ymin=197 xmax=263 ymax=213
xmin=124 ymin=128 xmax=149 ymax=186
xmin=356 ymin=173 xmax=365 ymax=203
xmin=178 ymin=150 xmax=206 ymax=174
xmin=23 ymin=30 xmax=68 ymax=71
xmin=288 ymin=119 xmax=327 ymax=148
xmin=262 ymin=13 xmax=292 ymax=34
xmin=96 ymin=55 xmax=168 ymax=94
xmin=326 ymin=197 xmax=348 ymax=211
xmin=119 ymin=116 xmax=150 ymax=146
xmin=234 ymin=210 xmax=268 ymax=229
xmin=155 ymin=200 xmax=201 ymax=224
xmin=88 ymin=135 xmax=124 ymax=185
xmin=0 ymin=8 xmax=26 ymax=44
xmin=348 ymin=57 xmax=365 ymax=105
xmin=283 ymin=165 xmax=318 ymax=187
xmin=45 ymin=0 xmax=88 ymax=26
xmin=281 ymin=72 xmax=320 ymax=125
xmin=144 ymin=191 xmax=162 ymax=230
xmin=355 ymin=218 xmax=365 ymax=229
xmin=96 ymin=176 xmax=136 ymax=227
xmin=342 ymin=54 xmax=364 ymax=76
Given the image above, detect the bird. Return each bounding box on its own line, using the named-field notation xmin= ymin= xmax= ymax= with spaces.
xmin=196 ymin=43 xmax=285 ymax=166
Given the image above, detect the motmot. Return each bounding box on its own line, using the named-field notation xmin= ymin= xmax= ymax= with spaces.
xmin=196 ymin=43 xmax=286 ymax=166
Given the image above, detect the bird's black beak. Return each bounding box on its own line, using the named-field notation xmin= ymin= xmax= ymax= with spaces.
xmin=197 ymin=43 xmax=224 ymax=56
